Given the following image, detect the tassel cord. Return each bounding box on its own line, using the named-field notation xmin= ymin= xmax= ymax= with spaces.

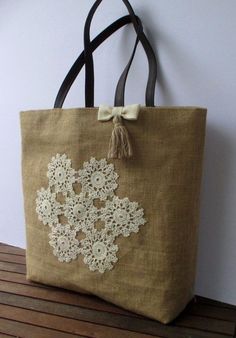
xmin=108 ymin=116 xmax=133 ymax=159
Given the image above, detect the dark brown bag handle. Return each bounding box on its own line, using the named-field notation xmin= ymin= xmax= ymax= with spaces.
xmin=54 ymin=15 xmax=138 ymax=108
xmin=84 ymin=0 xmax=157 ymax=107
xmin=54 ymin=2 xmax=157 ymax=108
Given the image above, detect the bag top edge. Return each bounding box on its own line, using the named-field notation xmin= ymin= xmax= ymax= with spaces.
xmin=20 ymin=106 xmax=207 ymax=115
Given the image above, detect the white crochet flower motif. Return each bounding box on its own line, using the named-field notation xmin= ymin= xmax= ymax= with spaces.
xmin=47 ymin=154 xmax=76 ymax=195
xmin=49 ymin=224 xmax=80 ymax=262
xmin=80 ymin=229 xmax=118 ymax=273
xmin=36 ymin=154 xmax=147 ymax=273
xmin=64 ymin=193 xmax=98 ymax=232
xmin=36 ymin=188 xmax=62 ymax=226
xmin=78 ymin=157 xmax=118 ymax=200
xmin=101 ymin=196 xmax=146 ymax=237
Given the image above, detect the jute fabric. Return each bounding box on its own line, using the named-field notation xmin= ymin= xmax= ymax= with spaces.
xmin=21 ymin=106 xmax=206 ymax=323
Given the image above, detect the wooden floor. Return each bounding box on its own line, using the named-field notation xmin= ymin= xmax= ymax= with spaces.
xmin=0 ymin=243 xmax=235 ymax=338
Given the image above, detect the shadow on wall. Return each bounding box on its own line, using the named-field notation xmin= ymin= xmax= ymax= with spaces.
xmin=143 ymin=25 xmax=176 ymax=105
xmin=196 ymin=124 xmax=233 ymax=298
xmin=139 ymin=6 xmax=209 ymax=106
xmin=139 ymin=7 xmax=233 ymax=299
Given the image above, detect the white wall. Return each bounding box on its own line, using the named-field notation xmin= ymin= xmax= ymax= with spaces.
xmin=0 ymin=0 xmax=236 ymax=306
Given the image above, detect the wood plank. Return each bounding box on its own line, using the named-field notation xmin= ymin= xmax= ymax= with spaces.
xmin=0 ymin=253 xmax=26 ymax=265
xmin=0 ymin=270 xmax=37 ymax=284
xmin=0 ymin=281 xmax=235 ymax=337
xmin=1 ymin=243 xmax=236 ymax=338
xmin=0 ymin=243 xmax=25 ymax=256
xmin=188 ymin=302 xmax=236 ymax=322
xmin=198 ymin=296 xmax=236 ymax=311
xmin=0 ymin=261 xmax=26 ymax=274
xmin=0 ymin=304 xmax=158 ymax=338
xmin=0 ymin=318 xmax=86 ymax=338
xmin=4 ymin=270 xmax=234 ymax=326
xmin=0 ymin=270 xmax=57 ymax=290
xmin=0 ymin=291 xmax=166 ymax=336
xmin=174 ymin=314 xmax=235 ymax=335
xmin=0 ymin=333 xmax=18 ymax=338
xmin=0 ymin=279 xmax=139 ymax=317
xmin=0 ymin=257 xmax=140 ymax=318
xmin=0 ymin=292 xmax=231 ymax=338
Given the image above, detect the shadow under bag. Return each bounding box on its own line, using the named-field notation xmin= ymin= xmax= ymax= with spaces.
xmin=20 ymin=0 xmax=207 ymax=324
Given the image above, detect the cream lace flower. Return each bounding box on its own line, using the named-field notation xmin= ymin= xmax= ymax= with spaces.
xmin=64 ymin=193 xmax=98 ymax=232
xmin=80 ymin=230 xmax=118 ymax=273
xmin=36 ymin=154 xmax=147 ymax=272
xmin=47 ymin=154 xmax=76 ymax=195
xmin=36 ymin=188 xmax=62 ymax=226
xmin=49 ymin=224 xmax=80 ymax=262
xmin=78 ymin=158 xmax=118 ymax=200
xmin=101 ymin=196 xmax=146 ymax=237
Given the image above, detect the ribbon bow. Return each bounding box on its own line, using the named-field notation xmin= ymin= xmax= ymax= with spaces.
xmin=97 ymin=104 xmax=140 ymax=160
xmin=98 ymin=104 xmax=140 ymax=122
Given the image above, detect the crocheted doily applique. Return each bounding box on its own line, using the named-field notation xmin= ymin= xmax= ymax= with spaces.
xmin=36 ymin=154 xmax=146 ymax=273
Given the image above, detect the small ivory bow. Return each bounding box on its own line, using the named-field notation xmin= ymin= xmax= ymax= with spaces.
xmin=98 ymin=104 xmax=140 ymax=121
xmin=98 ymin=104 xmax=141 ymax=159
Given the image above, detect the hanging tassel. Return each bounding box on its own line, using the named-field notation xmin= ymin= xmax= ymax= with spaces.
xmin=108 ymin=115 xmax=133 ymax=159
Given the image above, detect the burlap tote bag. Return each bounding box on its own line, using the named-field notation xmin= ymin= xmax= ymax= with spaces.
xmin=20 ymin=0 xmax=207 ymax=324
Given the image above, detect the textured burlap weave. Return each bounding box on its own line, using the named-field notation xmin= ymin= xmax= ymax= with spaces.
xmin=21 ymin=106 xmax=206 ymax=323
